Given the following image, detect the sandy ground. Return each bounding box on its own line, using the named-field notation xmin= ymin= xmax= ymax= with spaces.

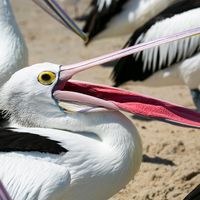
xmin=12 ymin=1 xmax=200 ymax=199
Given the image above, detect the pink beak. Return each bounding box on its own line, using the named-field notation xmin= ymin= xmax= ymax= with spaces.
xmin=53 ymin=27 xmax=200 ymax=128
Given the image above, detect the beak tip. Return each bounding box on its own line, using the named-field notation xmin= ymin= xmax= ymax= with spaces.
xmin=82 ymin=34 xmax=89 ymax=43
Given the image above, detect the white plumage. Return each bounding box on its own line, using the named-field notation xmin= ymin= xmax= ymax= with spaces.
xmin=81 ymin=0 xmax=176 ymax=42
xmin=135 ymin=9 xmax=200 ymax=71
xmin=0 ymin=124 xmax=141 ymax=200
xmin=133 ymin=8 xmax=200 ymax=88
xmin=0 ymin=0 xmax=28 ymax=88
xmin=0 ymin=63 xmax=142 ymax=200
xmin=98 ymin=0 xmax=174 ymax=38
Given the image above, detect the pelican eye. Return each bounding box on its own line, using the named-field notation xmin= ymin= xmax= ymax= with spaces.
xmin=38 ymin=71 xmax=56 ymax=85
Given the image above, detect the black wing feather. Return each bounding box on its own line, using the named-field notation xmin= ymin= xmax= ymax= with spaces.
xmin=112 ymin=0 xmax=200 ymax=86
xmin=0 ymin=128 xmax=68 ymax=154
xmin=83 ymin=0 xmax=129 ymax=44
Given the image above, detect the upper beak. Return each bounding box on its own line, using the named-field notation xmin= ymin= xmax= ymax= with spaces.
xmin=59 ymin=27 xmax=200 ymax=79
xmin=32 ymin=0 xmax=88 ymax=41
xmin=52 ymin=27 xmax=200 ymax=129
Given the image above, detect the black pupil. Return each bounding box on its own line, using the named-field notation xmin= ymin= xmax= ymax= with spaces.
xmin=41 ymin=74 xmax=51 ymax=81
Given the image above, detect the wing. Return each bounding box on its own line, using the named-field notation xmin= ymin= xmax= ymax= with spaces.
xmin=184 ymin=184 xmax=200 ymax=200
xmin=82 ymin=0 xmax=129 ymax=43
xmin=112 ymin=0 xmax=200 ymax=86
xmin=0 ymin=128 xmax=68 ymax=154
xmin=0 ymin=128 xmax=70 ymax=200
xmin=0 ymin=155 xmax=70 ymax=200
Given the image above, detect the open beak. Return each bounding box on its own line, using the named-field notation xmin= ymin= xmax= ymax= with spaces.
xmin=53 ymin=27 xmax=200 ymax=128
xmin=32 ymin=0 xmax=88 ymax=41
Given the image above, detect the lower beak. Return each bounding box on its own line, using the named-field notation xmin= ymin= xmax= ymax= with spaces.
xmin=32 ymin=0 xmax=88 ymax=41
xmin=53 ymin=79 xmax=200 ymax=129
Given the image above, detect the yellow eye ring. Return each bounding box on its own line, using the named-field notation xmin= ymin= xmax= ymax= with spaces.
xmin=38 ymin=71 xmax=56 ymax=85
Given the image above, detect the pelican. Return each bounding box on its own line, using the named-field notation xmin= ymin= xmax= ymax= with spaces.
xmin=79 ymin=0 xmax=200 ymax=110
xmin=0 ymin=63 xmax=142 ymax=200
xmin=1 ymin=28 xmax=200 ymax=200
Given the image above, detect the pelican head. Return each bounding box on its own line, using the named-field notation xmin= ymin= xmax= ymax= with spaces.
xmin=0 ymin=63 xmax=62 ymax=128
xmin=0 ymin=63 xmax=126 ymax=131
xmin=0 ymin=62 xmax=137 ymax=141
xmin=1 ymin=61 xmax=200 ymax=130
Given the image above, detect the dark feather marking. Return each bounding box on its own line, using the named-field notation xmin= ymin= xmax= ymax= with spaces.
xmin=0 ymin=128 xmax=68 ymax=154
xmin=184 ymin=184 xmax=200 ymax=200
xmin=112 ymin=0 xmax=200 ymax=86
xmin=0 ymin=110 xmax=10 ymax=127
xmin=83 ymin=0 xmax=129 ymax=43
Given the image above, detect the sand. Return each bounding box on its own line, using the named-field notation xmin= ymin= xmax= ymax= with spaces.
xmin=12 ymin=0 xmax=200 ymax=199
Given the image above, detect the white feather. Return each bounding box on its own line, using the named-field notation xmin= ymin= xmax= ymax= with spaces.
xmin=97 ymin=0 xmax=112 ymax=11
xmin=95 ymin=0 xmax=176 ymax=39
xmin=0 ymin=0 xmax=28 ymax=88
xmin=0 ymin=154 xmax=70 ymax=200
xmin=134 ymin=8 xmax=200 ymax=73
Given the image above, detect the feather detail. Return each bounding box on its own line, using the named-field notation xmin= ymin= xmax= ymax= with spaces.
xmin=112 ymin=1 xmax=200 ymax=85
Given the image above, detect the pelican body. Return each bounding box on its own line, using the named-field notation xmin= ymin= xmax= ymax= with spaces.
xmin=0 ymin=63 xmax=142 ymax=200
xmin=0 ymin=115 xmax=141 ymax=200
